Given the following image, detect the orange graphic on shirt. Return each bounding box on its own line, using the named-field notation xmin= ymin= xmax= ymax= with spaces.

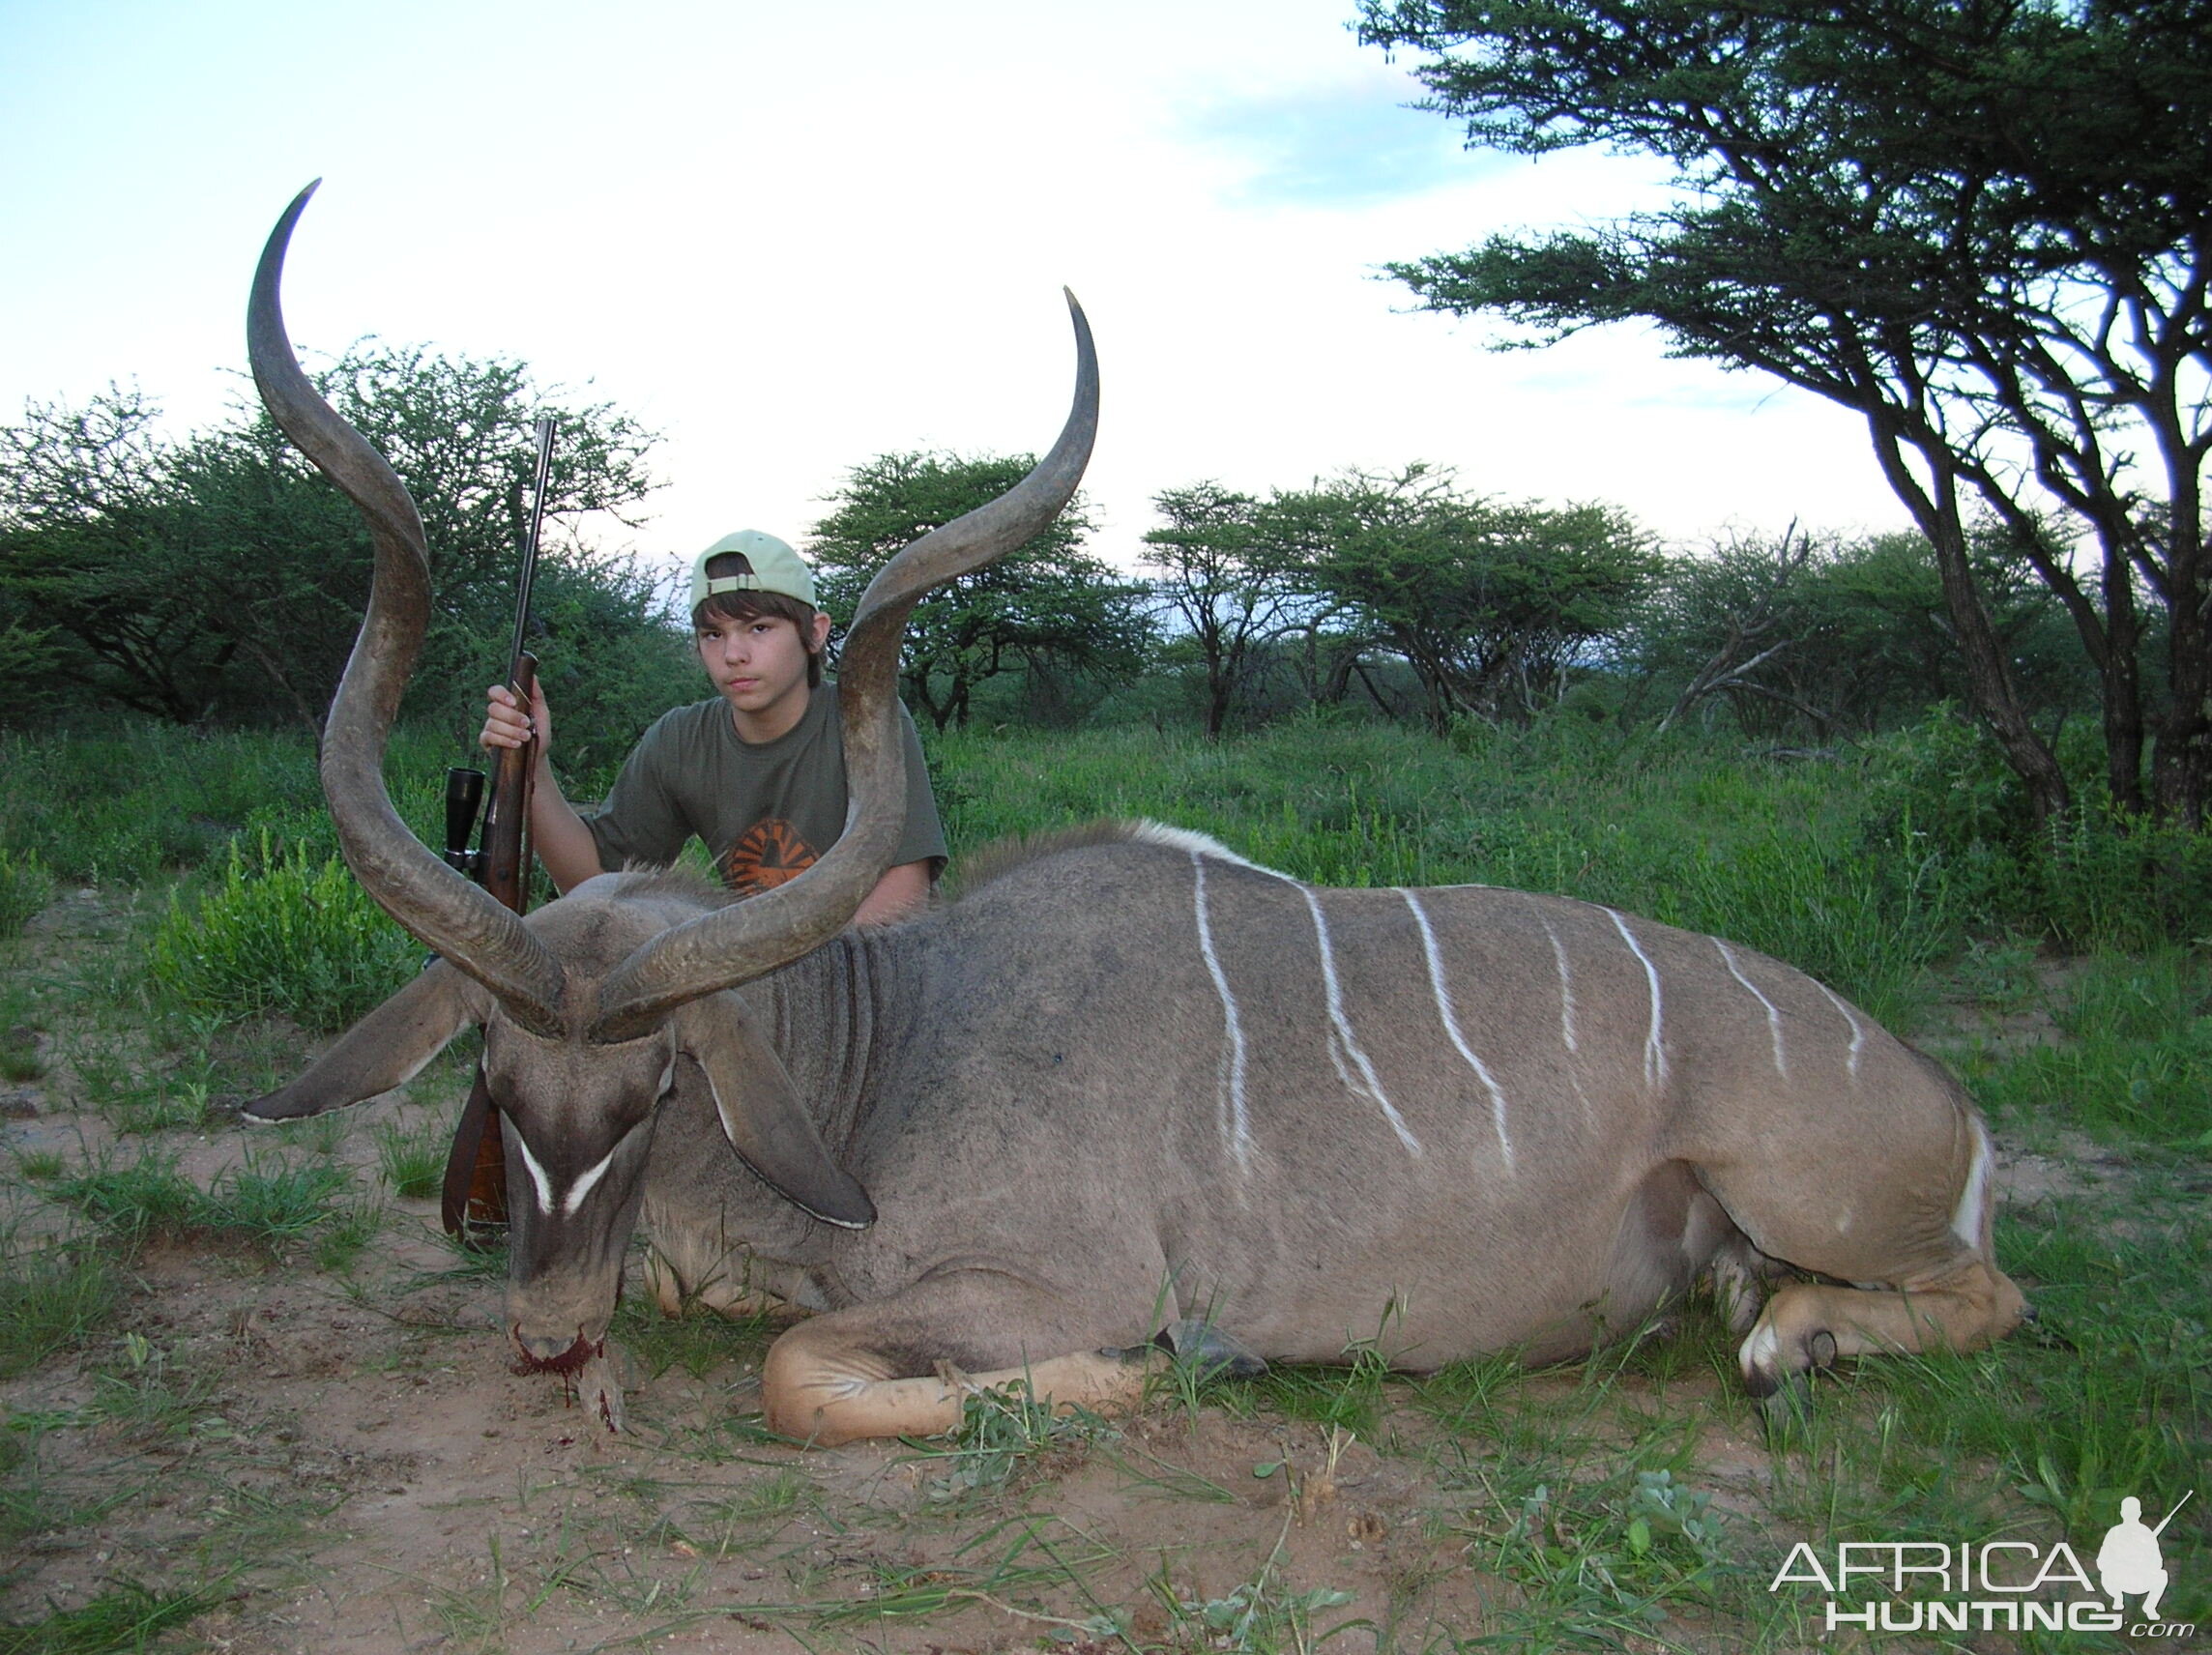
xmin=720 ymin=819 xmax=820 ymax=895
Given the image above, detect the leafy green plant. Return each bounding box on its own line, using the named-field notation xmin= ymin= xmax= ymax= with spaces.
xmin=146 ymin=829 xmax=419 ymax=1031
xmin=1152 ymin=1529 xmax=1362 ymax=1654
xmin=904 ymin=1381 xmax=1114 ymax=1504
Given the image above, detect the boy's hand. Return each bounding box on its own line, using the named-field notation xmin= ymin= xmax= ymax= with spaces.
xmin=480 ymin=681 xmax=550 ymax=758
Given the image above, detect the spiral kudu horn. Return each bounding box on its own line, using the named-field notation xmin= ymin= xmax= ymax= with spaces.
xmin=588 ymin=293 xmax=1099 ymax=1043
xmin=248 ymin=182 xmax=566 ymax=1033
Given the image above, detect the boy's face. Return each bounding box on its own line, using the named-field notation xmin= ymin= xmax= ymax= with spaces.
xmin=695 ymin=609 xmax=832 ymax=736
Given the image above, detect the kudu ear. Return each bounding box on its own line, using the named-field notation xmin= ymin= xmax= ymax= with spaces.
xmin=672 ymin=997 xmax=876 ymax=1230
xmin=243 ymin=962 xmax=480 ymax=1122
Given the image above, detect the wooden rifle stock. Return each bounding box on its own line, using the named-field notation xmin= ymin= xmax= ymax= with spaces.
xmin=442 ymin=417 xmax=556 ymax=1241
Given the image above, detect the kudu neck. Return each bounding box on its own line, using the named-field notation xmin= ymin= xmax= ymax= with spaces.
xmin=753 ymin=924 xmax=919 ymax=1148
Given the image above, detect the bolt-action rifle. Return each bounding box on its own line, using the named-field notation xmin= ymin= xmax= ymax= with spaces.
xmin=439 ymin=416 xmax=556 ymax=1240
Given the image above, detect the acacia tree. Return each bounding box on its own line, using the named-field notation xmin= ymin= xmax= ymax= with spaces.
xmin=1141 ymin=482 xmax=1311 ymax=736
xmin=1267 ymin=466 xmax=1656 ymax=731
xmin=1641 ymin=526 xmax=2081 ymax=740
xmin=0 ymin=343 xmax=661 ymax=730
xmin=809 ymin=451 xmax=1151 ymax=729
xmin=1358 ymin=0 xmax=2212 ymax=824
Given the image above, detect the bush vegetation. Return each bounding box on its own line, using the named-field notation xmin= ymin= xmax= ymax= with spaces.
xmin=146 ymin=830 xmax=420 ymax=1031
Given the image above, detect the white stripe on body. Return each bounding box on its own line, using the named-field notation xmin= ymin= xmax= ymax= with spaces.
xmin=1540 ymin=913 xmax=1580 ymax=1054
xmin=1289 ymin=882 xmax=1422 ymax=1155
xmin=1950 ymin=1118 xmax=1994 ymax=1249
xmin=1812 ymin=980 xmax=1868 ymax=1083
xmin=1533 ymin=906 xmax=1599 ymax=1126
xmin=1605 ymin=909 xmax=1671 ymax=1089
xmin=1714 ymin=939 xmax=1789 ymax=1079
xmin=1134 ymin=821 xmax=1271 ymax=872
xmin=1167 ymin=830 xmax=1422 ymax=1157
xmin=1194 ymin=854 xmax=1421 ymax=1157
xmin=1189 ymin=850 xmax=1255 ymax=1171
xmin=1398 ymin=887 xmax=1514 ymax=1169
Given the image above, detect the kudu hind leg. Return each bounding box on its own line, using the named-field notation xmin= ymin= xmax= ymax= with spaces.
xmin=759 ymin=1275 xmax=1155 ymax=1446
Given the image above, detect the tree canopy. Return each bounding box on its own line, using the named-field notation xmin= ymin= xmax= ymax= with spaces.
xmin=0 ymin=342 xmax=669 ymax=743
xmin=808 ymin=451 xmax=1152 ymax=729
xmin=1141 ymin=482 xmax=1310 ymax=737
xmin=1358 ymin=0 xmax=2212 ymax=824
xmin=1265 ymin=467 xmax=1657 ymax=730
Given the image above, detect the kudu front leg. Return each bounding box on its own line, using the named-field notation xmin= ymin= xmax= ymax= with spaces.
xmin=757 ymin=1274 xmax=1160 ymax=1446
xmin=1736 ymin=1250 xmax=2026 ymax=1398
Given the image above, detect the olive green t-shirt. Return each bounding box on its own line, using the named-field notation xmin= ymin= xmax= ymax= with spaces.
xmin=580 ymin=684 xmax=947 ymax=896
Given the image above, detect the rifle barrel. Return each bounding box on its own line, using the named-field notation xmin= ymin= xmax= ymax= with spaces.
xmin=506 ymin=416 xmax=556 ymax=688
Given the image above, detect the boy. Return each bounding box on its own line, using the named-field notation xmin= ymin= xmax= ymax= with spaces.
xmin=481 ymin=529 xmax=945 ymax=923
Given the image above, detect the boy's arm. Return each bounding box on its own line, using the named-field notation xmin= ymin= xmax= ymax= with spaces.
xmin=853 ymin=860 xmax=932 ymax=927
xmin=481 ymin=681 xmax=607 ymax=895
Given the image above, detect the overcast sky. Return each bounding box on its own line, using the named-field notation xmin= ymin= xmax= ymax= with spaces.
xmin=2 ymin=0 xmax=1911 ymax=576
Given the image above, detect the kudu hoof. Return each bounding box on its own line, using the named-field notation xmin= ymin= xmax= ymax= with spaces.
xmin=1150 ymin=1319 xmax=1268 ymax=1379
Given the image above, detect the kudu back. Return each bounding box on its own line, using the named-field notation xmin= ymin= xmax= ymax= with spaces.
xmin=244 ymin=189 xmax=2022 ymax=1445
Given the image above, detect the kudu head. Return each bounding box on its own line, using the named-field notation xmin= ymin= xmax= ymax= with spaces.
xmin=242 ymin=181 xmax=1097 ymax=1366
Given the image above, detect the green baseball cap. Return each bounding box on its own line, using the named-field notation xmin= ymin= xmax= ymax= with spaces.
xmin=689 ymin=530 xmax=817 ymax=612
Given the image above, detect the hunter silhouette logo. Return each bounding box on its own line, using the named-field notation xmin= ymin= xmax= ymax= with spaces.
xmin=2098 ymin=1492 xmax=2190 ymax=1623
xmin=721 ymin=819 xmax=819 ymax=895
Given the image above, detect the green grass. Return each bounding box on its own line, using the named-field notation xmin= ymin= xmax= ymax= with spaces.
xmin=897 ymin=1382 xmax=1117 ymax=1506
xmin=0 ymin=1240 xmax=116 ymax=1380
xmin=45 ymin=1149 xmax=353 ymax=1256
xmin=0 ymin=846 xmax=52 ymax=939
xmin=1961 ymin=948 xmax=2212 ymax=1147
xmin=0 ymin=973 xmax=43 ymax=1084
xmin=67 ymin=1032 xmax=217 ymax=1135
xmin=0 ymin=723 xmax=461 ymax=887
xmin=608 ymin=1289 xmax=778 ymax=1383
xmin=374 ymin=1114 xmax=449 ymax=1201
xmin=930 ymin=716 xmax=1961 ymax=1024
xmin=45 ymin=1153 xmax=199 ymax=1245
xmin=0 ymin=1577 xmax=228 ymax=1654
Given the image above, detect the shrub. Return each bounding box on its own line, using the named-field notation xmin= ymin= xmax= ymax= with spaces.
xmin=146 ymin=830 xmax=419 ymax=1031
xmin=1859 ymin=707 xmax=2212 ymax=947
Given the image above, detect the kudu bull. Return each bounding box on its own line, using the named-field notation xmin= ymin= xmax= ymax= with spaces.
xmin=244 ymin=187 xmax=2022 ymax=1445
